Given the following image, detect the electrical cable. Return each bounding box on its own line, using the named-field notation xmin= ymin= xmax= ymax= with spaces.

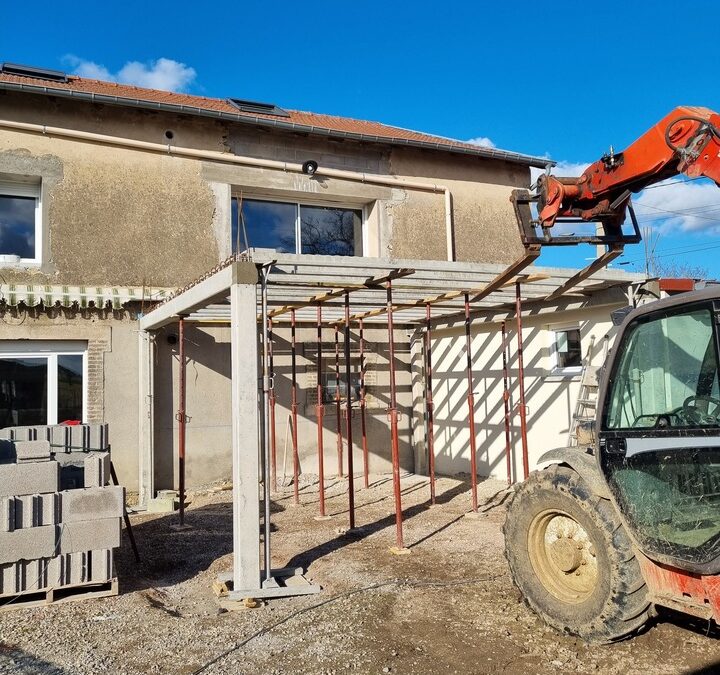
xmin=190 ymin=574 xmax=503 ymax=674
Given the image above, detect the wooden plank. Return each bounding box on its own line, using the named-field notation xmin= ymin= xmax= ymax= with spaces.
xmin=0 ymin=579 xmax=118 ymax=612
xmin=545 ymin=246 xmax=624 ymax=302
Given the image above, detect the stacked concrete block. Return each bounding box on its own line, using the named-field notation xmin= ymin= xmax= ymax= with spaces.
xmin=0 ymin=425 xmax=122 ymax=606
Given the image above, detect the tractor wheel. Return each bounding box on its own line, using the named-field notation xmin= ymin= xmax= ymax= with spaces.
xmin=503 ymin=464 xmax=653 ymax=642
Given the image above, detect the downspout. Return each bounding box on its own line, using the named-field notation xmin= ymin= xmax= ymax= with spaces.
xmin=0 ymin=119 xmax=456 ymax=262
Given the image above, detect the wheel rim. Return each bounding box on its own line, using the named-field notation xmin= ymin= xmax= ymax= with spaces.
xmin=527 ymin=509 xmax=599 ymax=604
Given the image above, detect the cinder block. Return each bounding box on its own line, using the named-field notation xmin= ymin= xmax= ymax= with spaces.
xmin=0 ymin=525 xmax=58 ymax=564
xmin=14 ymin=494 xmax=59 ymax=529
xmin=0 ymin=461 xmax=59 ymax=498
xmin=0 ymin=497 xmax=15 ymax=532
xmin=50 ymin=425 xmax=71 ymax=453
xmin=90 ymin=549 xmax=113 ymax=583
xmin=59 ymin=518 xmax=120 ymax=554
xmin=84 ymin=453 xmax=111 ymax=488
xmin=60 ymin=486 xmax=124 ymax=523
xmin=14 ymin=440 xmax=52 ymax=463
xmin=89 ymin=424 xmax=109 ymax=452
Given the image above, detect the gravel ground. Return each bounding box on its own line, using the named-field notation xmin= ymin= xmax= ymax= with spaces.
xmin=0 ymin=473 xmax=718 ymax=674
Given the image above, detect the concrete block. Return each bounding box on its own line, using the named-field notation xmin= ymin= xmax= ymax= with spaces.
xmin=14 ymin=440 xmax=52 ymax=463
xmin=0 ymin=461 xmax=59 ymax=498
xmin=84 ymin=453 xmax=111 ymax=488
xmin=146 ymin=493 xmax=177 ymax=513
xmin=0 ymin=497 xmax=15 ymax=532
xmin=0 ymin=525 xmax=58 ymax=564
xmin=50 ymin=425 xmax=71 ymax=453
xmin=90 ymin=549 xmax=113 ymax=583
xmin=60 ymin=486 xmax=124 ymax=523
xmin=14 ymin=494 xmax=59 ymax=529
xmin=59 ymin=518 xmax=120 ymax=554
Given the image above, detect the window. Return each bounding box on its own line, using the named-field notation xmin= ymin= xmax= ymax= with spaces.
xmin=322 ymin=372 xmax=361 ymax=404
xmin=0 ymin=180 xmax=41 ymax=264
xmin=552 ymin=327 xmax=582 ymax=371
xmin=231 ymin=197 xmax=362 ymax=256
xmin=0 ymin=342 xmax=86 ymax=427
xmin=605 ymin=307 xmax=719 ymax=430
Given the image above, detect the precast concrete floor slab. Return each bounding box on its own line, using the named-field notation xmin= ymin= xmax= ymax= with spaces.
xmin=0 ymin=474 xmax=718 ymax=674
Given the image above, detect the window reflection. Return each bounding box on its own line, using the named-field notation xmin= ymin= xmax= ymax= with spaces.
xmin=0 ymin=357 xmax=47 ymax=426
xmin=58 ymin=355 xmax=83 ymax=423
xmin=300 ymin=205 xmax=361 ymax=256
xmin=0 ymin=194 xmax=35 ymax=259
xmin=231 ymin=199 xmax=296 ymax=253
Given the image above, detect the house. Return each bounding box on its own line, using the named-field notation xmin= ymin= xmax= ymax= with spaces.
xmin=0 ymin=62 xmax=644 ymax=504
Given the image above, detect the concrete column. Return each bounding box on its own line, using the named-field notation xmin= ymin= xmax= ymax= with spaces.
xmin=137 ymin=330 xmax=155 ymax=508
xmin=230 ymin=264 xmax=261 ymax=593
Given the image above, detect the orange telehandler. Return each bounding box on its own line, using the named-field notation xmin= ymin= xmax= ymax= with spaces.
xmin=504 ymin=106 xmax=720 ymax=641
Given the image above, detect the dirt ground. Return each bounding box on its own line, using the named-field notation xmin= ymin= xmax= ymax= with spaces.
xmin=0 ymin=473 xmax=718 ymax=675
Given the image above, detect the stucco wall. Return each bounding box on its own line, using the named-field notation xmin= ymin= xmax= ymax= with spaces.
xmin=428 ymin=303 xmax=623 ymax=481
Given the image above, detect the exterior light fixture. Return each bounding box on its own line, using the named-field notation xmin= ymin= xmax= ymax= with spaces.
xmin=302 ymin=160 xmax=319 ymax=176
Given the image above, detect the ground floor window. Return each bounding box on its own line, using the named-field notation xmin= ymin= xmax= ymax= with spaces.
xmin=0 ymin=341 xmax=87 ymax=427
xmin=552 ymin=327 xmax=582 ymax=372
xmin=231 ymin=197 xmax=363 ymax=256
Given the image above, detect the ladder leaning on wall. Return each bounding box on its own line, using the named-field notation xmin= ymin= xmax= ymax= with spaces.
xmin=568 ymin=335 xmax=610 ymax=447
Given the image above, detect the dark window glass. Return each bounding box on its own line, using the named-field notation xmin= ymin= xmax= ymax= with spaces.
xmin=0 ymin=194 xmax=36 ymax=259
xmin=556 ymin=328 xmax=582 ymax=369
xmin=300 ymin=205 xmax=361 ymax=255
xmin=0 ymin=357 xmax=47 ymax=426
xmin=231 ymin=198 xmax=296 ymax=253
xmin=57 ymin=355 xmax=83 ymax=423
xmin=322 ymin=373 xmax=361 ymax=404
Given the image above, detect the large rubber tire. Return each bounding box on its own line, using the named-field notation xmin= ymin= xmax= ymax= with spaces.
xmin=504 ymin=464 xmax=653 ymax=643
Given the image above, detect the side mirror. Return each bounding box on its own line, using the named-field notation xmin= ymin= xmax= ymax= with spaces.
xmin=611 ymin=306 xmax=633 ymax=327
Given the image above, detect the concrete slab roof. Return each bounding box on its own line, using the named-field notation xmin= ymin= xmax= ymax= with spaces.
xmin=139 ymin=251 xmax=645 ymax=331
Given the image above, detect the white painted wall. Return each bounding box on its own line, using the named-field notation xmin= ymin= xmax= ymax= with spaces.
xmin=428 ymin=304 xmax=623 ymax=481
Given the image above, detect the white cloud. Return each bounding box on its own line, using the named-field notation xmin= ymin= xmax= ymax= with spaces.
xmin=530 ymin=159 xmax=590 ymax=184
xmin=64 ymin=56 xmax=196 ymax=93
xmin=465 ymin=136 xmax=496 ymax=148
xmin=634 ymin=178 xmax=720 ymax=233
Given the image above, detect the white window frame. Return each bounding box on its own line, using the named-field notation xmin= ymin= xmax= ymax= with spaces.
xmin=0 ymin=341 xmax=88 ymax=424
xmin=233 ymin=195 xmax=366 ymax=256
xmin=0 ymin=179 xmax=42 ymax=266
xmin=550 ymin=325 xmax=583 ymax=376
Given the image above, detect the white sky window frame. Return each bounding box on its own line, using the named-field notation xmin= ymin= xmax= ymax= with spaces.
xmin=232 ymin=194 xmax=366 ymax=257
xmin=0 ymin=340 xmax=88 ymax=425
xmin=0 ymin=179 xmax=42 ymax=266
xmin=549 ymin=325 xmax=583 ymax=376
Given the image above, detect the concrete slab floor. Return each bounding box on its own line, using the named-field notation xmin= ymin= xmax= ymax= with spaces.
xmin=0 ymin=474 xmax=718 ymax=674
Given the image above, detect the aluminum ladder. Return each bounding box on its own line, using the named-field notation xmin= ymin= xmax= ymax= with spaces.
xmin=568 ymin=335 xmax=609 ymax=446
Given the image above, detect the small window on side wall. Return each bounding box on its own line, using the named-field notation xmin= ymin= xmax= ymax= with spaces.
xmin=554 ymin=327 xmax=582 ymax=371
xmin=0 ymin=180 xmax=41 ymax=264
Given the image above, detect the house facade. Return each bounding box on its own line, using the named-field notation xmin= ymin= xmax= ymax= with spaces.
xmin=0 ymin=63 xmax=643 ymax=499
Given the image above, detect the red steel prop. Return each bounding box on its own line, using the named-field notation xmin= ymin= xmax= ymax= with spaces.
xmin=290 ymin=308 xmax=300 ymax=504
xmin=515 ymin=283 xmax=530 ymax=480
xmin=176 ymin=316 xmax=187 ymax=526
xmin=359 ymin=318 xmax=370 ymax=489
xmin=315 ymin=304 xmax=327 ymax=517
xmin=268 ymin=317 xmax=277 ymax=492
xmin=501 ymin=320 xmax=513 ymax=486
xmin=344 ymin=292 xmax=356 ymax=529
xmin=386 ymin=280 xmax=405 ymax=549
xmin=425 ymin=303 xmax=436 ymax=505
xmin=464 ymin=293 xmax=479 ymax=513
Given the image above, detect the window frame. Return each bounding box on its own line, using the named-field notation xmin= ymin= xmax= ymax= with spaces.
xmin=232 ymin=194 xmax=366 ymax=257
xmin=0 ymin=179 xmax=42 ymax=266
xmin=549 ymin=325 xmax=583 ymax=376
xmin=0 ymin=341 xmax=88 ymax=425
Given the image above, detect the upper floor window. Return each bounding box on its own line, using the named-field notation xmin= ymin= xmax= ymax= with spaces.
xmin=0 ymin=179 xmax=41 ymax=265
xmin=231 ymin=197 xmax=362 ymax=256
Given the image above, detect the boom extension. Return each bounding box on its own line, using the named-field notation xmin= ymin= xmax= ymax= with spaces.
xmin=513 ymin=106 xmax=720 ymax=246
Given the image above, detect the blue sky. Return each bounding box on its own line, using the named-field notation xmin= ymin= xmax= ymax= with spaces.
xmin=2 ymin=0 xmax=720 ymax=276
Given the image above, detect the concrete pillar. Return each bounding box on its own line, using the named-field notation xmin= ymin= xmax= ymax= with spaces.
xmin=137 ymin=330 xmax=155 ymax=508
xmin=230 ymin=263 xmax=261 ymax=594
xmin=409 ymin=329 xmax=427 ymax=475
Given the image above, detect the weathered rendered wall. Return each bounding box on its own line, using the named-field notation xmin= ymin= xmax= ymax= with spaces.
xmin=428 ymin=300 xmax=624 ymax=481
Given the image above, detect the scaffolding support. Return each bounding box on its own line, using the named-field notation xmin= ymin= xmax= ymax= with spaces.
xmin=425 ymin=303 xmax=436 ymax=505
xmin=515 ymin=283 xmax=530 ymax=480
xmin=386 ymin=280 xmax=406 ymax=551
xmin=268 ymin=317 xmax=277 ymax=492
xmin=176 ymin=316 xmax=187 ymax=527
xmin=359 ymin=318 xmax=370 ymax=489
xmin=463 ymin=293 xmax=479 ymax=513
xmin=501 ymin=320 xmax=513 ymax=486
xmin=260 ymin=267 xmax=272 ymax=582
xmin=344 ymin=292 xmax=356 ymax=529
xmin=290 ymin=308 xmax=300 ymax=505
xmin=334 ymin=325 xmax=343 ymax=478
xmin=315 ymin=304 xmax=327 ymax=517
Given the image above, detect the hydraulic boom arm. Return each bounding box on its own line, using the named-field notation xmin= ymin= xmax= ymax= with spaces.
xmin=539 ymin=106 xmax=720 ymax=231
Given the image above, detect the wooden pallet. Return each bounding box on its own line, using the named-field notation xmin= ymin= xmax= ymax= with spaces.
xmin=0 ymin=578 xmax=118 ymax=612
